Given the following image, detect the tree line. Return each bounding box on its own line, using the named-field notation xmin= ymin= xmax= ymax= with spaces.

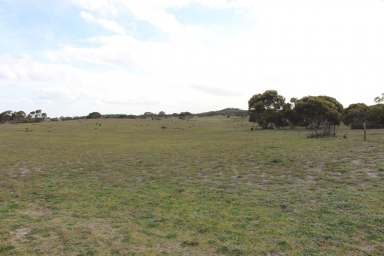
xmin=57 ymin=111 xmax=195 ymax=121
xmin=248 ymin=90 xmax=384 ymax=135
xmin=2 ymin=92 xmax=383 ymax=130
xmin=0 ymin=110 xmax=47 ymax=123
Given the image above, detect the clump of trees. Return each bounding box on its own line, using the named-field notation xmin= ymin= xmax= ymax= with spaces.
xmin=248 ymin=90 xmax=290 ymax=129
xmin=375 ymin=93 xmax=384 ymax=104
xmin=247 ymin=90 xmax=343 ymax=132
xmin=0 ymin=110 xmax=47 ymax=123
xmin=343 ymin=103 xmax=384 ymax=129
xmin=87 ymin=112 xmax=102 ymax=119
xmin=249 ymin=90 xmax=384 ymax=134
xmin=342 ymin=103 xmax=369 ymax=129
xmin=342 ymin=91 xmax=384 ymax=129
xmin=294 ymin=96 xmax=343 ymax=137
xmin=53 ymin=111 xmax=197 ymax=122
xmin=179 ymin=112 xmax=193 ymax=120
xmin=158 ymin=111 xmax=166 ymax=118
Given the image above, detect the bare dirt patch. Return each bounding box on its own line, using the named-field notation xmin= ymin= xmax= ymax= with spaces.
xmin=21 ymin=205 xmax=51 ymax=218
xmin=11 ymin=227 xmax=31 ymax=242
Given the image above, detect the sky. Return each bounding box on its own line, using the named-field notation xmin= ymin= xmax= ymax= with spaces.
xmin=1 ymin=0 xmax=384 ymax=117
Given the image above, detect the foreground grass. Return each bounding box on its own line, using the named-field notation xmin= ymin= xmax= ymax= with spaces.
xmin=0 ymin=117 xmax=383 ymax=255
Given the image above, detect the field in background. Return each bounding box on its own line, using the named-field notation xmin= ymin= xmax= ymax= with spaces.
xmin=0 ymin=117 xmax=383 ymax=256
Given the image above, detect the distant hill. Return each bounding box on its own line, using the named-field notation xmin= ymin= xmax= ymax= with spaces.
xmin=196 ymin=108 xmax=248 ymax=117
xmin=53 ymin=108 xmax=248 ymax=121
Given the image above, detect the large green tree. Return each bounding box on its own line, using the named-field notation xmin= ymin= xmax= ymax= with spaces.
xmin=367 ymin=104 xmax=384 ymax=128
xmin=87 ymin=112 xmax=102 ymax=119
xmin=0 ymin=111 xmax=13 ymax=123
xmin=13 ymin=111 xmax=27 ymax=122
xmin=248 ymin=90 xmax=288 ymax=129
xmin=374 ymin=93 xmax=384 ymax=104
xmin=343 ymin=103 xmax=369 ymax=129
xmin=294 ymin=96 xmax=343 ymax=129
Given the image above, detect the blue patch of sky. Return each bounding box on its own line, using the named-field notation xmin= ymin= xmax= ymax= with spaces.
xmin=169 ymin=3 xmax=244 ymax=28
xmin=0 ymin=0 xmax=168 ymax=57
xmin=117 ymin=9 xmax=167 ymax=42
xmin=129 ymin=20 xmax=167 ymax=41
xmin=0 ymin=0 xmax=108 ymax=55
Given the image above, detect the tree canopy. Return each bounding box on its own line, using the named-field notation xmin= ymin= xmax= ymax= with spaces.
xmin=343 ymin=103 xmax=369 ymax=129
xmin=87 ymin=112 xmax=102 ymax=119
xmin=0 ymin=110 xmax=47 ymax=123
xmin=374 ymin=93 xmax=384 ymax=104
xmin=248 ymin=90 xmax=289 ymax=129
xmin=294 ymin=96 xmax=343 ymax=128
xmin=366 ymin=104 xmax=384 ymax=128
xmin=248 ymin=91 xmax=344 ymax=130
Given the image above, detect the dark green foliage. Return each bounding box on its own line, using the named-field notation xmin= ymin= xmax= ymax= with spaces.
xmin=317 ymin=96 xmax=344 ymax=113
xmin=248 ymin=91 xmax=344 ymax=131
xmin=343 ymin=103 xmax=384 ymax=129
xmin=343 ymin=103 xmax=369 ymax=129
xmin=103 ymin=114 xmax=137 ymax=119
xmin=179 ymin=112 xmax=192 ymax=120
xmin=13 ymin=111 xmax=27 ymax=122
xmin=143 ymin=112 xmax=155 ymax=118
xmin=0 ymin=111 xmax=12 ymax=123
xmin=374 ymin=93 xmax=384 ymax=104
xmin=248 ymin=90 xmax=289 ymax=129
xmin=367 ymin=104 xmax=384 ymax=128
xmin=158 ymin=111 xmax=166 ymax=117
xmin=249 ymin=90 xmax=285 ymax=112
xmin=0 ymin=110 xmax=46 ymax=123
xmin=87 ymin=112 xmax=102 ymax=119
xmin=294 ymin=96 xmax=343 ymax=128
xmin=283 ymin=102 xmax=301 ymax=127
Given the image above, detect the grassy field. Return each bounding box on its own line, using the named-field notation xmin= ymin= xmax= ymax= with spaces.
xmin=0 ymin=117 xmax=383 ymax=256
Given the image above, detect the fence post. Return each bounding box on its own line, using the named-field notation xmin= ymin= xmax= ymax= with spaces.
xmin=363 ymin=121 xmax=367 ymax=141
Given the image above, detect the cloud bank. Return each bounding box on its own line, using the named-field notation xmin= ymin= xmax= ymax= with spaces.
xmin=1 ymin=0 xmax=384 ymax=116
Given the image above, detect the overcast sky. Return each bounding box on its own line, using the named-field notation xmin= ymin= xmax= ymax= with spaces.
xmin=1 ymin=0 xmax=384 ymax=116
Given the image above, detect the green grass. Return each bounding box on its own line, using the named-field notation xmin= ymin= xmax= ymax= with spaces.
xmin=0 ymin=117 xmax=383 ymax=255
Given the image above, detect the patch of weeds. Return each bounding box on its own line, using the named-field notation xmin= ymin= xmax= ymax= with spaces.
xmin=277 ymin=240 xmax=291 ymax=251
xmin=208 ymin=239 xmax=217 ymax=245
xmin=299 ymin=247 xmax=321 ymax=255
xmin=364 ymin=228 xmax=383 ymax=241
xmin=0 ymin=201 xmax=19 ymax=217
xmin=216 ymin=245 xmax=245 ymax=256
xmin=165 ymin=232 xmax=177 ymax=239
xmin=0 ymin=244 xmax=15 ymax=253
xmin=146 ymin=218 xmax=162 ymax=228
xmin=219 ymin=229 xmax=247 ymax=244
xmin=32 ymin=227 xmax=51 ymax=238
xmin=269 ymin=158 xmax=283 ymax=165
xmin=122 ymin=234 xmax=131 ymax=243
xmin=180 ymin=240 xmax=199 ymax=247
xmin=196 ymin=225 xmax=209 ymax=234
xmin=372 ymin=216 xmax=384 ymax=226
xmin=76 ymin=247 xmax=97 ymax=256
xmin=140 ymin=213 xmax=165 ymax=229
xmin=111 ymin=250 xmax=123 ymax=256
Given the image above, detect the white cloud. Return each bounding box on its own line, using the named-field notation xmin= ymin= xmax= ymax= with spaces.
xmin=0 ymin=55 xmax=79 ymax=83
xmin=2 ymin=0 xmax=384 ymax=115
xmin=191 ymin=85 xmax=242 ymax=97
xmin=80 ymin=11 xmax=126 ymax=34
xmin=69 ymin=0 xmax=120 ymax=17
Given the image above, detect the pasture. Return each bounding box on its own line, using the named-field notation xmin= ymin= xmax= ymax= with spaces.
xmin=0 ymin=117 xmax=383 ymax=255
